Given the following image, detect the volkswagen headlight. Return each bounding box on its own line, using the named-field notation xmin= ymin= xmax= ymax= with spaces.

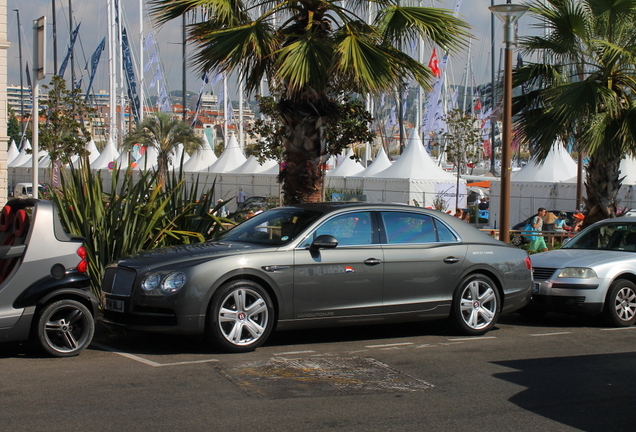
xmin=557 ymin=268 xmax=597 ymax=278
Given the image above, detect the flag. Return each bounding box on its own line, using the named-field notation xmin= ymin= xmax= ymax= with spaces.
xmin=122 ymin=28 xmax=140 ymax=123
xmin=85 ymin=37 xmax=106 ymax=99
xmin=25 ymin=62 xmax=32 ymax=93
xmin=428 ymin=48 xmax=441 ymax=78
xmin=474 ymin=98 xmax=482 ymax=112
xmin=517 ymin=53 xmax=530 ymax=96
xmin=149 ymin=65 xmax=162 ymax=89
xmin=144 ymin=50 xmax=158 ymax=71
xmin=191 ymin=71 xmax=210 ymax=127
xmin=59 ymin=23 xmax=81 ymax=77
xmin=144 ymin=31 xmax=155 ymax=50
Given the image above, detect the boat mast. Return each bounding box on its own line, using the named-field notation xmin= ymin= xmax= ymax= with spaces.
xmin=139 ymin=0 xmax=144 ymax=122
xmin=69 ymin=0 xmax=75 ymax=86
xmin=108 ymin=0 xmax=117 ymax=144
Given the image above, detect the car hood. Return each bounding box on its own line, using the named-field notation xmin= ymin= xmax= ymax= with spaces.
xmin=530 ymin=248 xmax=630 ymax=268
xmin=114 ymin=241 xmax=272 ymax=270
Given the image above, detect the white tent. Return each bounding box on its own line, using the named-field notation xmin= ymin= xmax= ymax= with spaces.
xmin=511 ymin=143 xmax=578 ymax=182
xmin=355 ymin=147 xmax=392 ymax=177
xmin=183 ymin=136 xmax=218 ymax=172
xmin=228 ymin=156 xmax=277 ymax=174
xmin=7 ymin=140 xmax=19 ymax=165
xmin=133 ymin=145 xmax=159 ymax=170
xmin=326 ymin=148 xmax=365 ymax=177
xmin=85 ymin=139 xmax=101 ymax=164
xmin=168 ymin=144 xmax=190 ymax=170
xmin=207 ymin=133 xmax=246 ymax=173
xmin=91 ymin=138 xmax=120 ymax=170
xmin=363 ymin=130 xmax=466 ymax=207
xmin=9 ymin=139 xmax=32 ymax=167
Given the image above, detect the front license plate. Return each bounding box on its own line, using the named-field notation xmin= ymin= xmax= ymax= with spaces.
xmin=533 ymin=282 xmax=541 ymax=294
xmin=105 ymin=298 xmax=125 ymax=312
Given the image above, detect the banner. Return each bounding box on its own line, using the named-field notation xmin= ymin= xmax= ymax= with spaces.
xmin=85 ymin=37 xmax=106 ymax=100
xmin=122 ymin=27 xmax=140 ymax=123
xmin=191 ymin=71 xmax=210 ymax=127
xmin=59 ymin=23 xmax=81 ymax=77
xmin=428 ymin=48 xmax=441 ymax=78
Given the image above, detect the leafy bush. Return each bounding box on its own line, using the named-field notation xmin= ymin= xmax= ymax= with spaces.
xmin=52 ymin=161 xmax=233 ymax=296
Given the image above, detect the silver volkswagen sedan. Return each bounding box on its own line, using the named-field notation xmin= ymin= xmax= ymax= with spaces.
xmin=529 ymin=217 xmax=636 ymax=326
xmin=101 ymin=203 xmax=532 ymax=352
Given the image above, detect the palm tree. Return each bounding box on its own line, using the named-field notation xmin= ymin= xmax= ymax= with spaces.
xmin=148 ymin=0 xmax=470 ymax=204
xmin=513 ymin=0 xmax=636 ymax=225
xmin=124 ymin=112 xmax=203 ymax=189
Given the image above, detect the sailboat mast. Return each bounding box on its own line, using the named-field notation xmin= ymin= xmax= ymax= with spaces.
xmin=139 ymin=0 xmax=144 ymax=122
xmin=182 ymin=14 xmax=187 ymax=122
xmin=108 ymin=0 xmax=117 ymax=144
xmin=52 ymin=0 xmax=58 ymax=74
xmin=69 ymin=0 xmax=74 ymax=86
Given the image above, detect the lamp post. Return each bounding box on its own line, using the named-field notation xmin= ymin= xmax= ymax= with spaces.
xmin=489 ymin=3 xmax=528 ymax=243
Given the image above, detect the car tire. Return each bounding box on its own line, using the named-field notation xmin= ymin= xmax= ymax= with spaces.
xmin=451 ymin=274 xmax=500 ymax=335
xmin=207 ymin=280 xmax=274 ymax=353
xmin=36 ymin=299 xmax=95 ymax=357
xmin=604 ymin=279 xmax=636 ymax=327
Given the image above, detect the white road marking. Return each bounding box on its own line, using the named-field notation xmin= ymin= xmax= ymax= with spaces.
xmin=447 ymin=336 xmax=497 ymax=342
xmin=273 ymin=350 xmax=316 ymax=356
xmin=529 ymin=331 xmax=572 ymax=337
xmin=600 ymin=326 xmax=636 ymax=331
xmin=92 ymin=342 xmax=218 ymax=367
xmin=365 ymin=342 xmax=414 ymax=349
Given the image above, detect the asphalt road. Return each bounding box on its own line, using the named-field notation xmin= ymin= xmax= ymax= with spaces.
xmin=2 ymin=312 xmax=635 ymax=432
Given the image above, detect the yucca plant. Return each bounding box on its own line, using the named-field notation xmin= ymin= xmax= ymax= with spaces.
xmin=52 ymin=160 xmax=233 ymax=296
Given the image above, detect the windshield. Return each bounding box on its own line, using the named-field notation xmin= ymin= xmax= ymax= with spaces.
xmin=564 ymin=222 xmax=636 ymax=251
xmin=218 ymin=208 xmax=324 ymax=246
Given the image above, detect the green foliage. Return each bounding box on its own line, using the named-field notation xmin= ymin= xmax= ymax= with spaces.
xmin=38 ymin=76 xmax=94 ymax=164
xmin=52 ymin=162 xmax=233 ymax=295
xmin=7 ymin=107 xmax=21 ymax=146
xmin=250 ymin=95 xmax=375 ymax=163
xmin=123 ymin=112 xmax=204 ymax=189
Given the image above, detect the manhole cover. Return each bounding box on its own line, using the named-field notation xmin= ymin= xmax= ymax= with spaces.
xmin=218 ymin=357 xmax=433 ymax=399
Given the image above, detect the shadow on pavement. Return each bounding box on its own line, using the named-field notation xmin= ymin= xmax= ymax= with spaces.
xmin=493 ymin=351 xmax=636 ymax=431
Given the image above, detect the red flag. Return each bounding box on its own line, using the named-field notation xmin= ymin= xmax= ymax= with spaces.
xmin=428 ymin=48 xmax=441 ymax=78
xmin=474 ymin=99 xmax=482 ymax=111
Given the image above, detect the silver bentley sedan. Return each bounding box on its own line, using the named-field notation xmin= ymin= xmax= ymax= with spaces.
xmin=529 ymin=217 xmax=636 ymax=326
xmin=101 ymin=203 xmax=532 ymax=352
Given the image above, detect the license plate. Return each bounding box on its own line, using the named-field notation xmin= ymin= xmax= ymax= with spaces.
xmin=105 ymin=298 xmax=125 ymax=312
xmin=533 ymin=282 xmax=541 ymax=294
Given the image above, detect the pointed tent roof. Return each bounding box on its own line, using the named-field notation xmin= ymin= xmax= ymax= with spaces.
xmin=85 ymin=139 xmax=101 ymax=164
xmin=7 ymin=140 xmax=19 ymax=164
xmin=207 ymin=133 xmax=246 ymax=173
xmin=9 ymin=139 xmax=32 ymax=167
xmin=228 ymin=156 xmax=278 ymax=174
xmin=91 ymin=138 xmax=120 ymax=170
xmin=183 ymin=139 xmax=218 ymax=172
xmin=327 ymin=148 xmax=365 ymax=176
xmin=168 ymin=143 xmax=191 ymax=170
xmin=369 ymin=130 xmax=456 ymax=181
xmin=133 ymin=145 xmax=159 ymax=170
xmin=511 ymin=142 xmax=578 ymax=182
xmin=355 ymin=147 xmax=392 ymax=177
xmin=620 ymin=157 xmax=636 ymax=185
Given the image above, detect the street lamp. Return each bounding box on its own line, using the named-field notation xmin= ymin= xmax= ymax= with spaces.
xmin=489 ymin=3 xmax=528 ymax=243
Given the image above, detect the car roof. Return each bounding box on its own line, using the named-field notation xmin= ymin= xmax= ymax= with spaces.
xmin=278 ymin=202 xmax=420 ymax=213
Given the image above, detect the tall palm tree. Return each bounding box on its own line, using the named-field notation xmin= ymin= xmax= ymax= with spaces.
xmin=124 ymin=112 xmax=203 ymax=189
xmin=148 ymin=0 xmax=470 ymax=204
xmin=513 ymin=0 xmax=636 ymax=224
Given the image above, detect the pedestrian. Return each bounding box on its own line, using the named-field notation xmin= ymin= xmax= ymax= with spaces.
xmin=454 ymin=209 xmax=463 ymax=218
xmin=572 ymin=212 xmax=585 ymax=233
xmin=461 ymin=210 xmax=471 ymax=223
xmin=528 ymin=207 xmax=549 ymax=253
xmin=214 ymin=199 xmax=228 ymax=218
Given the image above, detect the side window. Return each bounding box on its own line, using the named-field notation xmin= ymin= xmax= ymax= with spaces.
xmin=310 ymin=211 xmax=374 ymax=246
xmin=434 ymin=219 xmax=458 ymax=242
xmin=381 ymin=212 xmax=437 ymax=244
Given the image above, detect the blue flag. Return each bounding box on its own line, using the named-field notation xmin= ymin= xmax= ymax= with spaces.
xmin=122 ymin=28 xmax=140 ymax=123
xmin=59 ymin=23 xmax=81 ymax=77
xmin=85 ymin=37 xmax=106 ymax=100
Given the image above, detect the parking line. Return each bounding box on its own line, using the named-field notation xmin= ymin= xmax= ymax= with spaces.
xmin=447 ymin=336 xmax=497 ymax=342
xmin=92 ymin=342 xmax=218 ymax=367
xmin=529 ymin=332 xmax=572 ymax=337
xmin=274 ymin=350 xmax=316 ymax=356
xmin=600 ymin=327 xmax=636 ymax=331
xmin=365 ymin=342 xmax=414 ymax=349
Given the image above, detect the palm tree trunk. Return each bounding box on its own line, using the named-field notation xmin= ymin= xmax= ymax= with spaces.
xmin=278 ymin=99 xmax=331 ymax=204
xmin=584 ymin=150 xmax=622 ymax=224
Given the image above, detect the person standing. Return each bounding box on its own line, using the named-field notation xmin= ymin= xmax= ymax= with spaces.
xmin=528 ymin=207 xmax=548 ymax=253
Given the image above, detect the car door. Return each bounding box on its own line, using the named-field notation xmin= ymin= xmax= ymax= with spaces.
xmin=379 ymin=211 xmax=467 ymax=314
xmin=293 ymin=211 xmax=384 ymax=318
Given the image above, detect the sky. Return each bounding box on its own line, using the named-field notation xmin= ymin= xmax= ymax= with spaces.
xmin=5 ymin=0 xmax=539 ymax=100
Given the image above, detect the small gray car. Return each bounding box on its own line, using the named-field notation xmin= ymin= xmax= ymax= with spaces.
xmin=529 ymin=217 xmax=636 ymax=326
xmin=101 ymin=203 xmax=532 ymax=352
xmin=0 ymin=199 xmax=98 ymax=357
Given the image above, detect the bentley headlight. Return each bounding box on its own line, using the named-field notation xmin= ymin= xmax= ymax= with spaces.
xmin=557 ymin=268 xmax=597 ymax=278
xmin=161 ymin=272 xmax=187 ymax=293
xmin=141 ymin=273 xmax=161 ymax=291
